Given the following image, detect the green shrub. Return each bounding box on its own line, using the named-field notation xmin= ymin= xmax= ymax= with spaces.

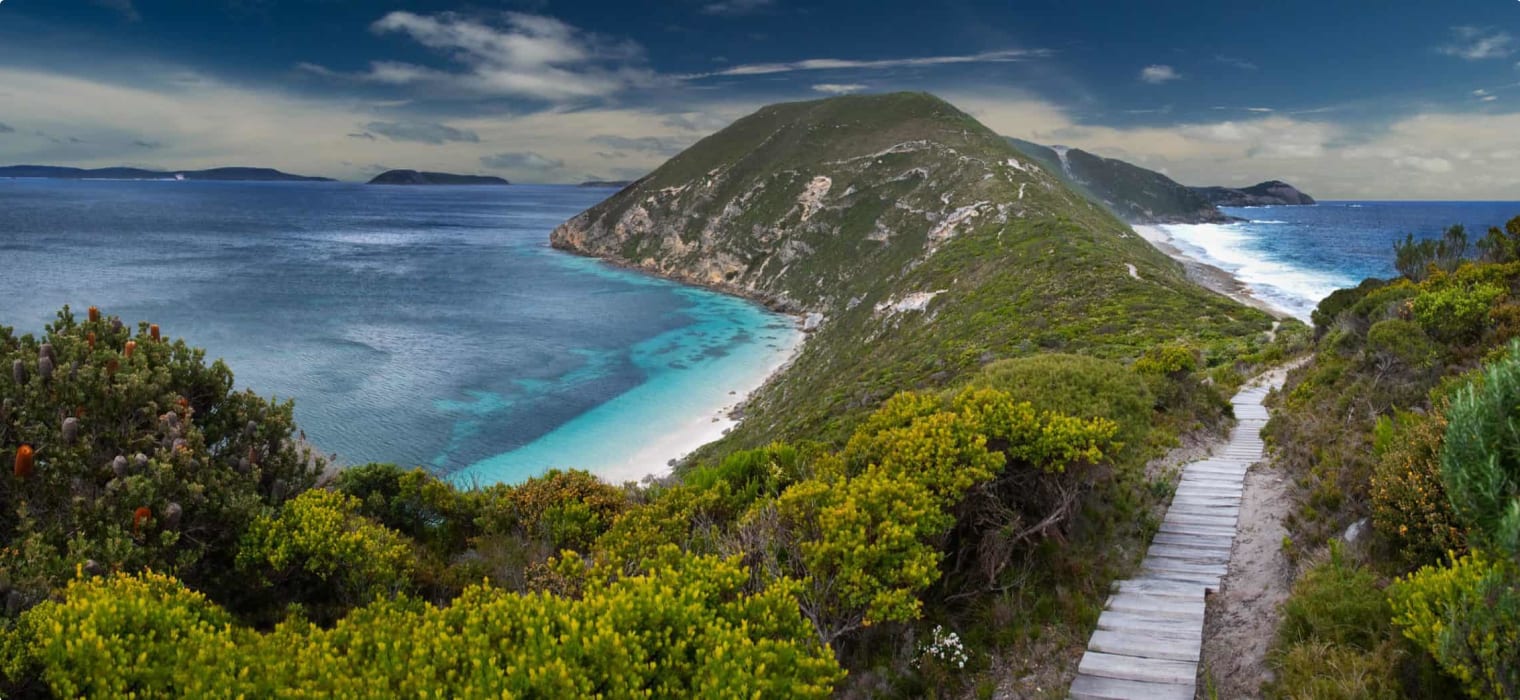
xmin=1365 ymin=319 xmax=1438 ymax=372
xmin=1441 ymin=340 xmax=1520 ymax=555
xmin=1313 ymin=278 xmax=1390 ymax=334
xmin=1411 ymin=281 xmax=1504 ymax=343
xmin=334 ymin=463 xmax=480 ymax=556
xmin=1390 ymin=551 xmax=1520 ymax=699
xmin=0 ymin=307 xmax=318 ymax=610
xmin=1 ymin=570 xmax=253 ymax=698
xmin=475 ymin=468 xmax=627 ymax=553
xmin=968 ymin=354 xmax=1152 ymax=465
xmin=1133 ymin=342 xmax=1198 ymax=377
xmin=1278 ymin=543 xmax=1390 ymax=650
xmin=1370 ymin=409 xmax=1465 ymax=566
xmin=236 ymin=489 xmax=415 ymax=621
xmin=7 ymin=553 xmax=844 ymax=698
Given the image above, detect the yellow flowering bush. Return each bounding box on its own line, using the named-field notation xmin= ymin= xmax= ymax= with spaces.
xmin=1369 ymin=409 xmax=1465 ymax=566
xmin=236 ymin=489 xmax=415 ymax=621
xmin=1390 ymin=551 xmax=1520 ymax=699
xmin=7 ymin=553 xmax=843 ymax=698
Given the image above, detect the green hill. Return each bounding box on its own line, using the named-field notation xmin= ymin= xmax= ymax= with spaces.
xmin=1005 ymin=138 xmax=1231 ymax=224
xmin=552 ymin=92 xmax=1276 ymax=448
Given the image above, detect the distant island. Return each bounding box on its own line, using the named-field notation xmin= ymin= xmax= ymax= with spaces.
xmin=1190 ymin=180 xmax=1316 ymax=207
xmin=367 ymin=170 xmax=509 ymax=186
xmin=579 ymin=180 xmax=634 ymax=188
xmin=0 ymin=165 xmax=333 ymax=182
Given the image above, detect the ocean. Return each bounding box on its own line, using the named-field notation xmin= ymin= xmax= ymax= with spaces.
xmin=0 ymin=179 xmax=801 ymax=484
xmin=1158 ymin=201 xmax=1520 ymax=320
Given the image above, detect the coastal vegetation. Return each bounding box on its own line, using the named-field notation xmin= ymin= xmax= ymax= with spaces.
xmin=1261 ymin=215 xmax=1520 ymax=698
xmin=1 ymin=92 xmax=1309 ymax=697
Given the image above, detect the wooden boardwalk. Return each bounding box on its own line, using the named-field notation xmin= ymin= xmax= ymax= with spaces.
xmin=1069 ymin=379 xmax=1278 ymax=700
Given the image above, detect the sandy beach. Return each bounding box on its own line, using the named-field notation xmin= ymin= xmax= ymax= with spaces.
xmin=596 ymin=326 xmax=806 ymax=484
xmin=1131 ymin=225 xmax=1293 ymax=319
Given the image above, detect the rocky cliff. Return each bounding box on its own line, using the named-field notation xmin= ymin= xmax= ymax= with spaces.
xmin=1006 ymin=139 xmax=1233 ymax=224
xmin=1190 ymin=180 xmax=1316 ymax=207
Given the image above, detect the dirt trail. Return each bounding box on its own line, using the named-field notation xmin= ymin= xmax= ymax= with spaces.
xmin=1196 ymin=363 xmax=1303 ymax=698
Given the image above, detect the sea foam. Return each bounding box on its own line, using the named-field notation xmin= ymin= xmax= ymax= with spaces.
xmin=1158 ymin=221 xmax=1355 ymax=321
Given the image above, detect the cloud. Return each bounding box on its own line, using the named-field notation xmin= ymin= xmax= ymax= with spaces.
xmin=92 ymin=0 xmax=141 ymax=21
xmin=701 ymin=0 xmax=774 ymax=16
xmin=1215 ymin=55 xmax=1258 ymax=70
xmin=1139 ymin=65 xmax=1180 ymax=84
xmin=306 ymin=11 xmax=656 ymax=101
xmin=812 ymin=83 xmax=866 ymax=95
xmin=0 ymin=122 xmax=13 ymax=134
xmin=480 ymin=151 xmax=564 ymax=170
xmin=692 ymin=49 xmax=1048 ymax=78
xmin=364 ymin=120 xmax=480 ymax=144
xmin=952 ymin=91 xmax=1520 ymax=199
xmin=132 ymin=139 xmax=162 ymax=149
xmin=1439 ymin=27 xmax=1514 ymax=60
xmin=589 ymin=134 xmax=684 ymax=155
xmin=347 ymin=132 xmax=377 ymax=140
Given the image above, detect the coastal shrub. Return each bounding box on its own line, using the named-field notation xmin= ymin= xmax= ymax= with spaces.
xmin=235 ymin=489 xmax=415 ymax=622
xmin=476 ymin=468 xmax=627 ymax=553
xmin=1370 ymin=410 xmax=1465 ymax=566
xmin=1365 ymin=319 xmax=1438 ymax=374
xmin=1277 ymin=542 xmax=1390 ymax=651
xmin=774 ymin=466 xmax=952 ymax=645
xmin=685 ymin=441 xmax=820 ymax=514
xmin=1132 ymin=341 xmax=1198 ymax=377
xmin=1313 ymin=278 xmax=1389 ymax=335
xmin=593 ymin=482 xmax=728 ymax=577
xmin=8 ymin=552 xmax=843 ymax=697
xmin=1395 ymin=226 xmax=1469 ymax=282
xmin=0 ymin=306 xmax=318 ymax=611
xmin=1477 ymin=216 xmax=1520 ymax=264
xmin=1411 ymin=280 xmax=1504 ymax=343
xmin=968 ymin=354 xmax=1152 ymax=465
xmin=1390 ymin=551 xmax=1520 ymax=700
xmin=334 ymin=462 xmax=480 ymax=556
xmin=1440 ymin=340 xmax=1520 ymax=555
xmin=1 ymin=570 xmax=250 ymax=698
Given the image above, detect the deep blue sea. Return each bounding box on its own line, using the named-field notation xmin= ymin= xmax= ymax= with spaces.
xmin=1159 ymin=201 xmax=1520 ymax=320
xmin=0 ymin=180 xmax=800 ymax=484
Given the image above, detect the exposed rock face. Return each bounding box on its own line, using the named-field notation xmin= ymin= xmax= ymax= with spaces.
xmin=1189 ymin=180 xmax=1316 ymax=207
xmin=1007 ymin=139 xmax=1233 ymax=224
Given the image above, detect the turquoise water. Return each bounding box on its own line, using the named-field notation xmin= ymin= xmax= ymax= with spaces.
xmin=0 ymin=179 xmax=799 ymax=483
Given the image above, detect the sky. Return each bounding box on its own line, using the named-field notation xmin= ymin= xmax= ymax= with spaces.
xmin=0 ymin=1 xmax=1518 ymax=198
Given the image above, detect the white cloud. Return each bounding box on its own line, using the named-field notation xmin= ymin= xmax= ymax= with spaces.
xmin=691 ymin=49 xmax=1048 ymax=78
xmin=701 ymin=0 xmax=774 ymax=16
xmin=1139 ymin=65 xmax=1180 ymax=84
xmin=1439 ymin=27 xmax=1514 ymax=60
xmin=948 ymin=91 xmax=1520 ymax=199
xmin=303 ymin=12 xmax=656 ymax=102
xmin=811 ymin=83 xmax=866 ymax=95
xmin=364 ymin=121 xmax=480 ymax=144
xmin=480 ymin=151 xmax=563 ymax=170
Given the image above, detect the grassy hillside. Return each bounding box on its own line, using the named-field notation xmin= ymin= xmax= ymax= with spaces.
xmin=554 ymin=92 xmax=1277 ymax=450
xmin=1006 ymin=138 xmax=1230 ymax=224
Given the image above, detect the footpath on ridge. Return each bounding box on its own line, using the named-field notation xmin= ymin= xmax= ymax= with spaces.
xmin=1068 ymin=373 xmax=1283 ymax=700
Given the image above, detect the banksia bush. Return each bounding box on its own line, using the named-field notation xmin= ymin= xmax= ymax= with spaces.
xmin=123 ymin=340 xmax=136 ymax=359
xmin=149 ymin=324 xmax=160 ymax=342
xmin=86 ymin=306 xmax=99 ymax=323
xmin=0 ymin=305 xmax=321 ymax=615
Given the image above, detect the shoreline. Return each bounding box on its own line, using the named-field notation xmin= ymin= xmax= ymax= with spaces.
xmin=596 ymin=322 xmax=807 ymax=484
xmin=1130 ymin=224 xmax=1293 ymax=320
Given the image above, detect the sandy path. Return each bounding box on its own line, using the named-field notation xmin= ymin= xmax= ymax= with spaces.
xmin=1196 ymin=363 xmax=1304 ymax=698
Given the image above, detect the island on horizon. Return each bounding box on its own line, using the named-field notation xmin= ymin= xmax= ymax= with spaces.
xmin=367 ymin=169 xmax=510 ymax=186
xmin=0 ymin=164 xmax=333 ymax=182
